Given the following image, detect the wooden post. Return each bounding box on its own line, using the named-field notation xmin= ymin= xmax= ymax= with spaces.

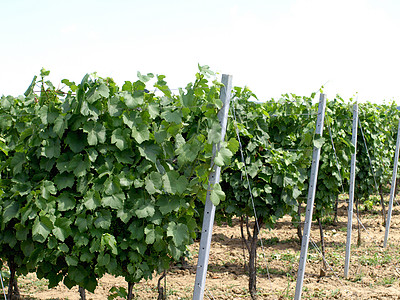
xmin=344 ymin=103 xmax=358 ymax=278
xmin=384 ymin=118 xmax=400 ymax=247
xmin=192 ymin=74 xmax=232 ymax=300
xmin=294 ymin=94 xmax=327 ymax=300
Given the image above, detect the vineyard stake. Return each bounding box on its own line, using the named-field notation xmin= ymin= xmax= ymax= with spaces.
xmin=384 ymin=118 xmax=400 ymax=247
xmin=294 ymin=94 xmax=326 ymax=300
xmin=344 ymin=103 xmax=358 ymax=278
xmin=192 ymin=74 xmax=233 ymax=300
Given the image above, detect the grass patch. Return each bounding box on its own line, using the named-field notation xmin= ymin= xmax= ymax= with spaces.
xmin=359 ymin=251 xmax=393 ymax=266
xmin=377 ymin=276 xmax=396 ymax=286
xmin=264 ymin=237 xmax=279 ymax=245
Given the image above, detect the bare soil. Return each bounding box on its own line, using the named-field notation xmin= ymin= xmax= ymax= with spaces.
xmin=12 ymin=200 xmax=400 ymax=299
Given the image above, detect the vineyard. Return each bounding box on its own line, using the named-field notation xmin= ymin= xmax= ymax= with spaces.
xmin=1 ymin=66 xmax=400 ymax=299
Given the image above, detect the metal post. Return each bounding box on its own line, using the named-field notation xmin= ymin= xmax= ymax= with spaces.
xmin=384 ymin=118 xmax=400 ymax=248
xmin=344 ymin=103 xmax=358 ymax=278
xmin=192 ymin=74 xmax=233 ymax=300
xmin=294 ymin=94 xmax=326 ymax=300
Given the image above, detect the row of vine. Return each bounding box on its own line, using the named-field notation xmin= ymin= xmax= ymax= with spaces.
xmin=1 ymin=67 xmax=399 ymax=299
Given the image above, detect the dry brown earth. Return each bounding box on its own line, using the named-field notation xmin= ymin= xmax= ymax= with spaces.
xmin=12 ymin=200 xmax=400 ymax=299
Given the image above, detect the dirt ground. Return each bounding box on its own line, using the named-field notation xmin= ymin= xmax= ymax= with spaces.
xmin=11 ymin=199 xmax=400 ymax=299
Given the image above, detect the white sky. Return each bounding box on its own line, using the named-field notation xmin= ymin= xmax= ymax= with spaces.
xmin=1 ymin=0 xmax=400 ymax=103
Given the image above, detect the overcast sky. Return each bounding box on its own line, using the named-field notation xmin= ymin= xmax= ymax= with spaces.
xmin=1 ymin=0 xmax=400 ymax=103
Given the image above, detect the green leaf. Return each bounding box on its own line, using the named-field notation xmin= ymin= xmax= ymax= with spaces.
xmin=80 ymin=250 xmax=94 ymax=262
xmin=53 ymin=115 xmax=66 ymax=138
xmin=68 ymin=154 xmax=90 ymax=177
xmin=3 ymin=201 xmax=19 ymax=223
xmin=32 ymin=216 xmax=54 ymax=243
xmin=131 ymin=125 xmax=150 ymax=144
xmin=97 ymin=83 xmax=110 ymax=98
xmin=168 ymin=242 xmax=184 ymax=261
xmin=83 ymin=122 xmax=106 ymax=146
xmin=38 ymin=106 xmax=49 ymax=125
xmin=161 ymin=110 xmax=182 ymax=124
xmin=102 ymin=193 xmax=125 ymax=209
xmin=108 ymin=96 xmax=124 ymax=117
xmin=122 ymin=111 xmax=135 ymax=129
xmin=155 ymin=75 xmax=171 ymax=98
xmin=135 ymin=202 xmax=155 ymax=219
xmin=42 ymin=139 xmax=61 ymax=159
xmin=214 ymin=147 xmax=233 ymax=167
xmin=162 ymin=171 xmax=188 ymax=195
xmin=103 ymin=177 xmax=120 ymax=195
xmin=111 ymin=128 xmax=129 ymax=150
xmin=41 ymin=180 xmax=57 ymax=200
xmin=54 ymin=173 xmax=75 ymax=190
xmin=24 ymin=75 xmax=37 ymax=96
xmin=65 ymin=255 xmax=79 ymax=266
xmin=101 ymin=233 xmax=118 ymax=255
xmin=94 ymin=210 xmax=112 ymax=229
xmin=313 ymin=136 xmax=325 ymax=149
xmin=84 ymin=191 xmax=101 ymax=210
xmin=86 ymin=148 xmax=99 ymax=162
xmin=293 ymin=187 xmax=302 ymax=199
xmin=75 ymin=214 xmax=88 ymax=232
xmin=208 ymin=122 xmax=222 ymax=144
xmin=210 ymin=183 xmax=225 ymax=206
xmin=15 ymin=223 xmax=29 ymax=240
xmin=21 ymin=240 xmax=34 ymax=256
xmin=53 ymin=217 xmax=72 ymax=241
xmin=12 ymin=182 xmax=31 ymax=196
xmin=20 ymin=127 xmax=33 ymax=142
xmin=114 ymin=150 xmax=134 ymax=164
xmin=138 ymin=143 xmax=161 ymax=163
xmin=57 ymin=242 xmax=68 ymax=252
xmin=145 ymin=172 xmax=162 ymax=195
xmin=40 ymin=67 xmax=50 ymax=77
xmin=198 ymin=64 xmax=215 ymax=76
xmin=57 ymin=192 xmax=76 ymax=211
xmin=144 ymin=225 xmax=155 ymax=244
xmin=167 ymin=222 xmax=189 ymax=247
xmin=227 ymin=138 xmax=239 ymax=154
xmin=122 ymin=81 xmax=133 ymax=92
xmin=182 ymin=90 xmax=195 ymax=107
xmin=123 ymin=91 xmax=144 ymax=108
xmin=148 ymin=103 xmax=159 ymax=119
xmin=56 ymin=153 xmax=74 ymax=173
xmin=176 ymin=141 xmax=200 ymax=164
xmin=10 ymin=152 xmax=26 ymax=174
xmin=0 ymin=140 xmax=9 ymax=156
xmin=98 ymin=253 xmax=110 ymax=266
xmin=65 ymin=131 xmax=86 ymax=153
xmin=157 ymin=196 xmax=182 ymax=215
xmin=137 ymin=71 xmax=154 ymax=83
xmin=61 ymin=78 xmax=78 ymax=91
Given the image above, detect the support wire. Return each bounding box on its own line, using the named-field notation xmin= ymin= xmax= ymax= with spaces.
xmin=231 ymin=98 xmax=271 ymax=280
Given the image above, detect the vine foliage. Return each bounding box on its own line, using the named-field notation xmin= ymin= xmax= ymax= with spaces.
xmin=0 ymin=66 xmax=233 ymax=294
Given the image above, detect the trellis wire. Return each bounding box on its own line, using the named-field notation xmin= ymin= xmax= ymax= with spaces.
xmin=230 ymin=98 xmax=271 ymax=280
xmin=358 ymin=119 xmax=380 ymax=194
xmin=309 ymin=237 xmax=341 ymax=281
xmin=192 ymin=74 xmax=232 ymax=300
xmin=358 ymin=117 xmax=400 ymax=206
xmin=294 ymin=93 xmax=326 ymax=300
xmin=325 ymin=119 xmax=345 ymax=194
xmin=344 ymin=103 xmax=358 ymax=278
xmin=384 ymin=118 xmax=400 ymax=247
xmin=205 ymin=286 xmax=216 ymax=300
